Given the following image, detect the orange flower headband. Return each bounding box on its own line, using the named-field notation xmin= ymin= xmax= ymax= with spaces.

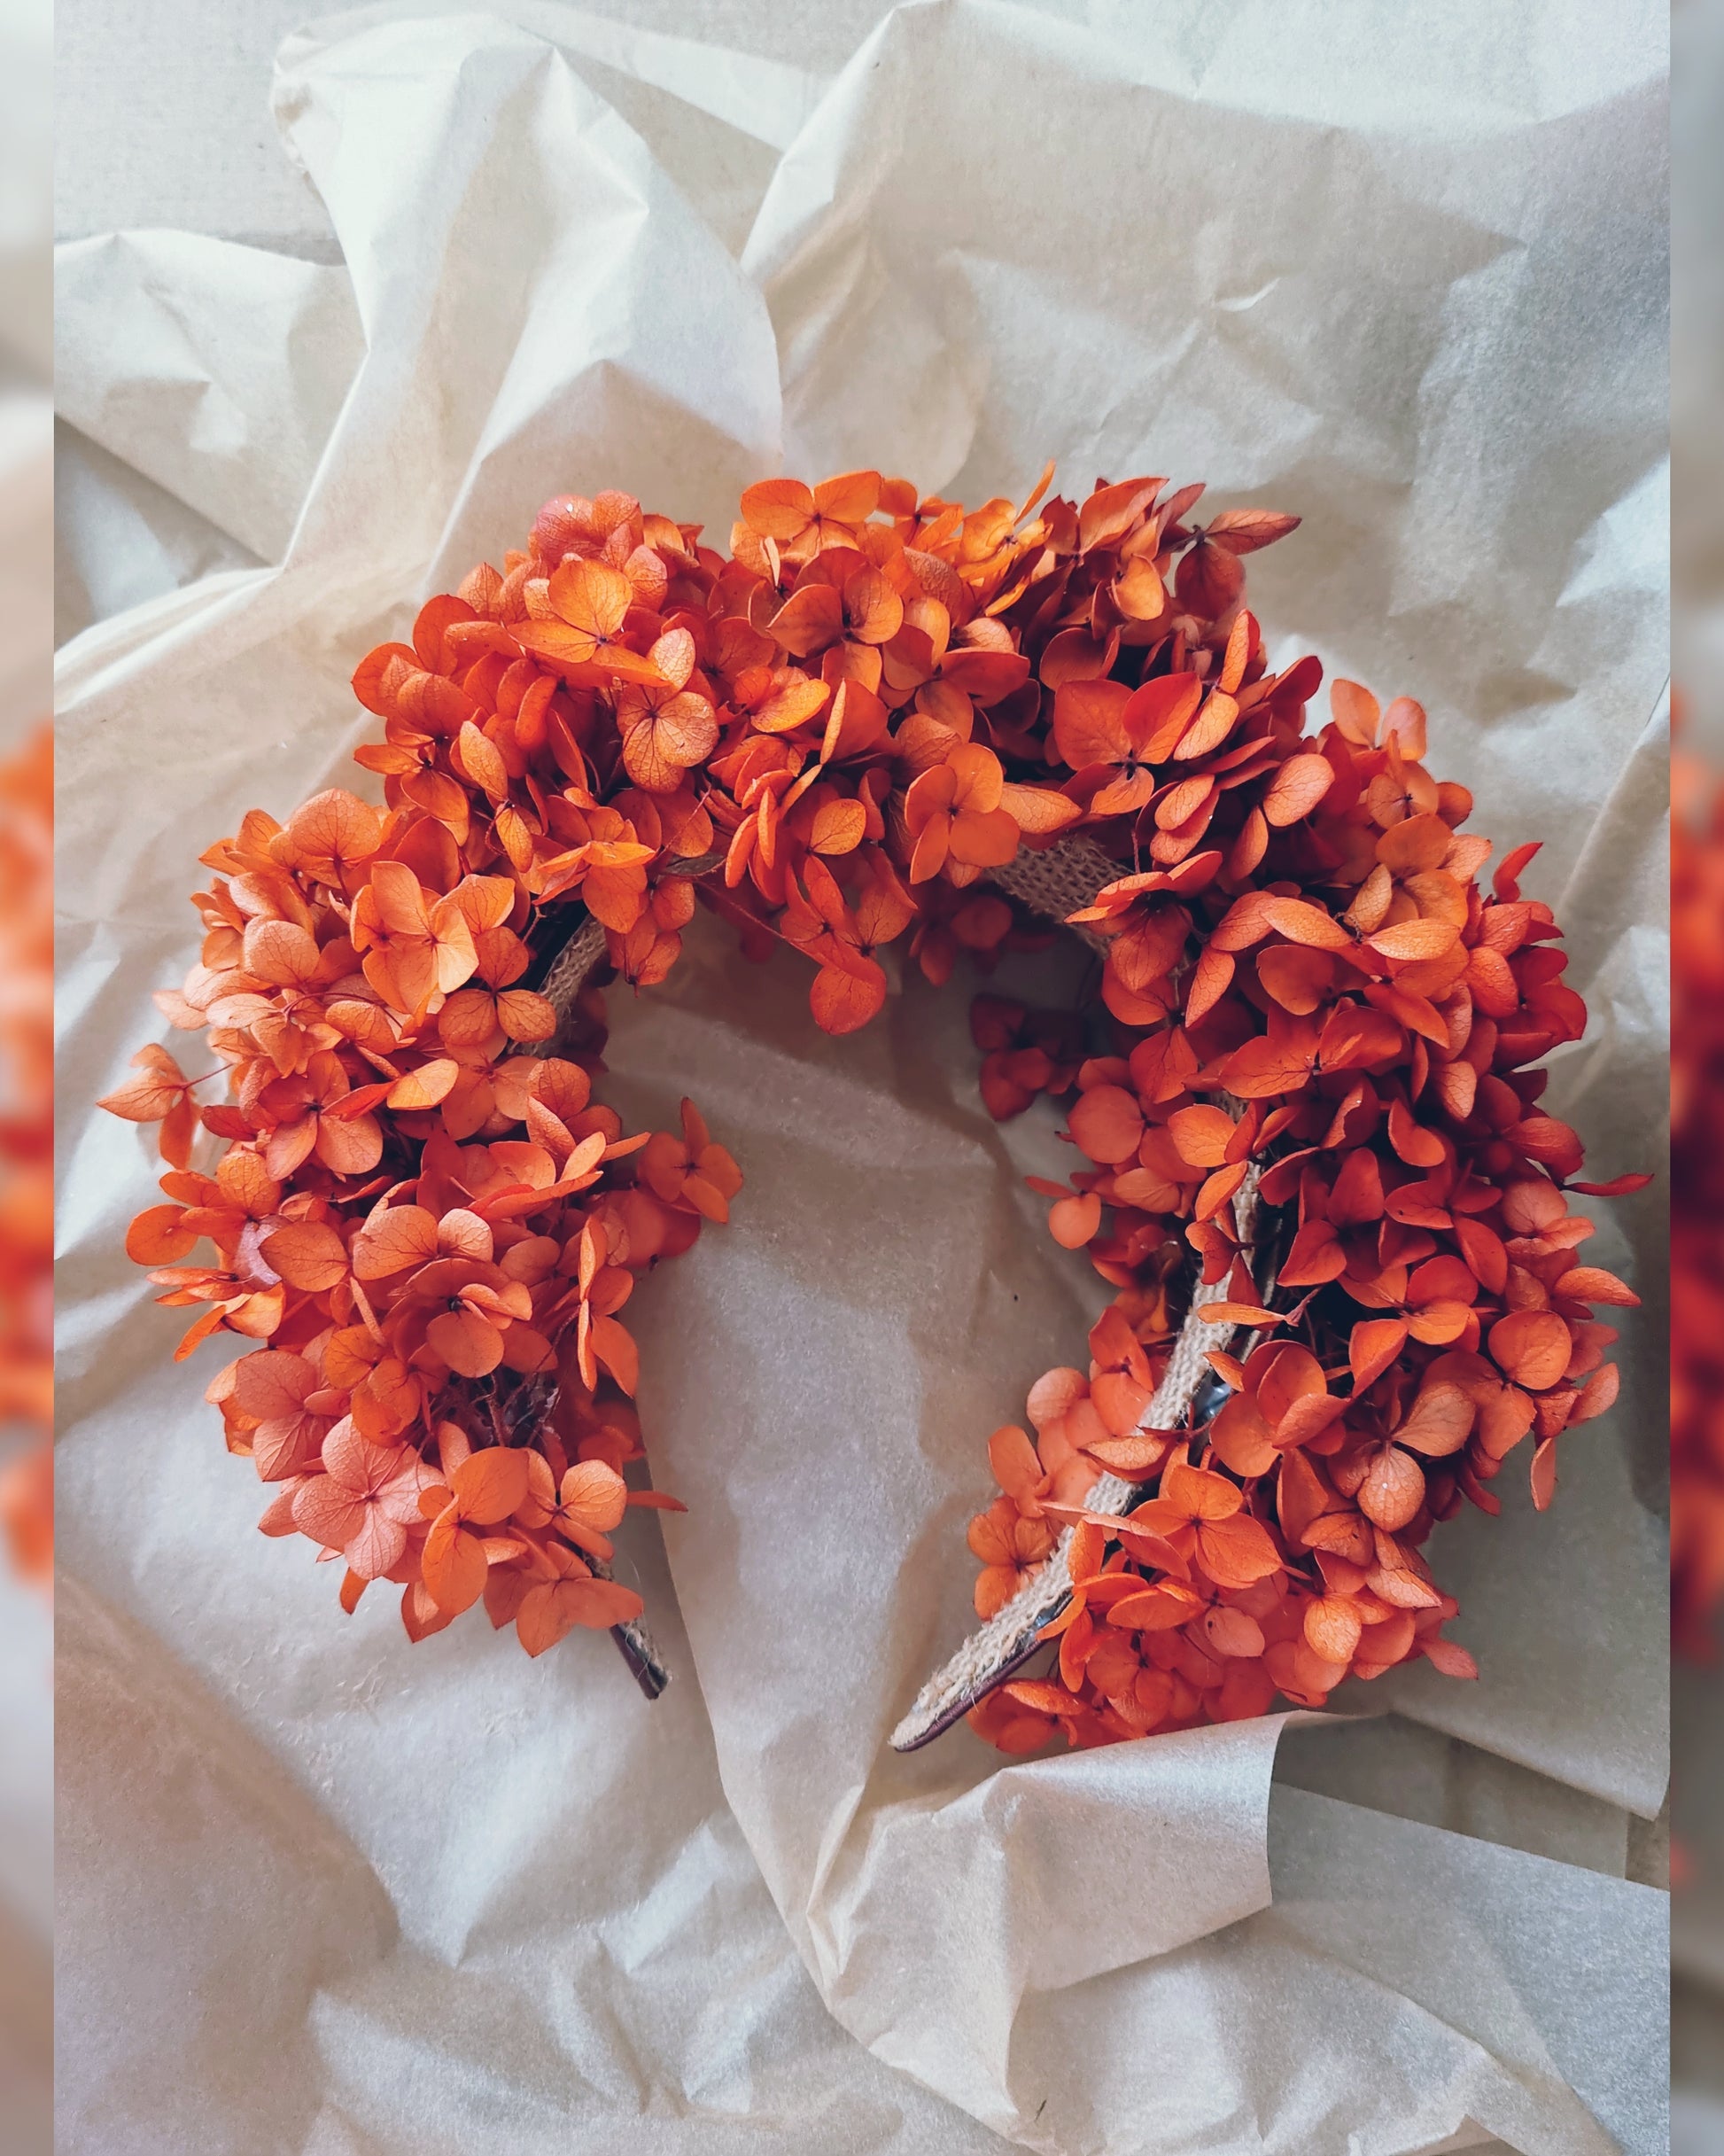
xmin=101 ymin=471 xmax=1647 ymax=1753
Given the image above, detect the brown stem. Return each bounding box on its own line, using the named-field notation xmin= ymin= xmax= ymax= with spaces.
xmin=480 ymin=1368 xmax=672 ymax=1701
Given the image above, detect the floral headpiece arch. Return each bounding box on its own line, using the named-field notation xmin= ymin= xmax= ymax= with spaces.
xmin=103 ymin=467 xmax=1647 ymax=1753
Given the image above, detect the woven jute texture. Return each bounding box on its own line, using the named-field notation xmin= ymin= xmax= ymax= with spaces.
xmin=983 ymin=834 xmax=1120 ymax=954
xmin=532 ymin=912 xmax=610 ymax=1045
xmin=532 ymin=834 xmax=1125 ymax=1031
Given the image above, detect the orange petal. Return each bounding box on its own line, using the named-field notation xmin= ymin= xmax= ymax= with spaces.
xmin=1262 ymin=896 xmax=1351 ymax=951
xmin=426 ymin=1307 xmax=505 ymax=1377
xmin=1202 ymin=1604 xmax=1267 ymax=1659
xmin=1368 ymin=917 xmax=1459 ymax=964
xmin=125 ymin=1205 xmax=198 ymax=1265
xmin=1068 ymin=1084 xmax=1144 ymax=1165
xmin=1048 ymin=1192 xmax=1102 ymax=1249
xmin=452 ymin=1445 xmax=532 ymax=1524
xmin=1395 ymin=1382 xmax=1475 ymax=1457
xmin=1194 ymin=1512 xmax=1283 ymax=1588
xmin=988 ymin=1424 xmax=1044 ymax=1505
xmin=353 ymin=1205 xmax=440 ymax=1280
xmin=810 ymin=798 xmax=867 ymax=856
xmin=810 ymin=953 xmax=888 ymax=1036
xmin=314 ymin=1110 xmax=384 ymax=1178
xmin=1168 ymin=1104 xmax=1234 ymax=1169
xmin=1358 ymin=1446 xmax=1425 ymax=1530
xmin=1557 ymin=1264 xmax=1640 ymax=1310
xmin=387 ymin=1058 xmax=459 ymax=1111
xmin=1163 ymin=1459 xmax=1243 ymax=1522
xmin=1261 ymin=753 xmax=1333 ymax=828
xmin=591 ymin=1313 xmax=640 ymax=1396
xmin=263 ymin=1221 xmax=349 ymax=1292
xmin=559 ymin=1459 xmax=628 ymax=1533
xmin=1488 ymin=1308 xmax=1573 ymax=1392
xmin=1303 ymin=1594 xmax=1363 ymax=1665
xmin=1348 ymin=1319 xmax=1408 ymax=1394
xmin=740 ymin=476 xmax=815 ymax=541
xmin=422 ymin=1514 xmax=487 ymax=1615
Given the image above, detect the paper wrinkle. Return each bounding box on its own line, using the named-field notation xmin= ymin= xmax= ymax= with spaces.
xmin=56 ymin=230 xmax=364 ymax=564
xmin=56 ymin=5 xmax=1666 ymax=2151
xmin=56 ymin=426 xmax=267 ymax=649
xmin=292 ymin=1 xmax=831 ymax=154
xmin=1268 ymin=1791 xmax=1667 ymax=2156
xmin=0 ymin=396 xmax=50 ymax=728
xmin=267 ymin=13 xmax=781 ymax=593
xmin=804 ymin=1717 xmax=1290 ymax=2088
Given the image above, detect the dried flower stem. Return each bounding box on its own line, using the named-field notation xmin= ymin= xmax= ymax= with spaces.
xmin=890 ymin=1160 xmax=1262 ymax=1750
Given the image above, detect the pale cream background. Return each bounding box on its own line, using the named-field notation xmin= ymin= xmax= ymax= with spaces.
xmin=56 ymin=6 xmax=1668 ymax=2152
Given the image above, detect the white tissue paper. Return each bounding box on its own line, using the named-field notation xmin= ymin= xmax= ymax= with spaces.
xmin=55 ymin=6 xmax=1668 ymax=2152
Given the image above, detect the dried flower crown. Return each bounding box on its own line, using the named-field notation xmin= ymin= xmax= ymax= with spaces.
xmin=102 ymin=468 xmax=1647 ymax=1750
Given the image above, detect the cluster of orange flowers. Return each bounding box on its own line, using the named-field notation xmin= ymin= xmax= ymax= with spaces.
xmin=0 ymin=727 xmax=51 ymax=1592
xmin=966 ymin=681 xmax=1649 ymax=1752
xmin=103 ymin=466 xmax=1643 ymax=1708
xmin=1674 ymin=714 xmax=1723 ymax=1653
xmin=100 ymin=728 xmax=741 ymax=1654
